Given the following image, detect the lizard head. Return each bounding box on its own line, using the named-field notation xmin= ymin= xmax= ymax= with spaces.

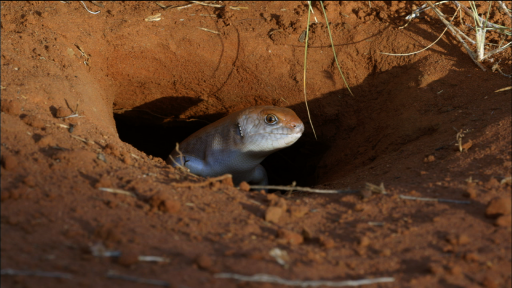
xmin=238 ymin=106 xmax=304 ymax=153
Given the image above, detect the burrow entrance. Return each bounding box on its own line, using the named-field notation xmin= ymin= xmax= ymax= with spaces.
xmin=114 ymin=108 xmax=329 ymax=187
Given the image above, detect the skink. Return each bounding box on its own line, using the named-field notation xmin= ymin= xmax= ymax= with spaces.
xmin=167 ymin=106 xmax=304 ymax=186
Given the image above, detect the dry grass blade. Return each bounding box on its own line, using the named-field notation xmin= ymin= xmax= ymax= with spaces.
xmin=426 ymin=1 xmax=487 ymax=71
xmin=249 ymin=184 xmax=358 ymax=194
xmin=229 ymin=6 xmax=248 ymax=10
xmin=98 ymin=187 xmax=136 ymax=197
xmin=1 ymin=268 xmax=73 ymax=279
xmin=198 ymin=27 xmax=220 ymax=34
xmin=381 ymin=6 xmax=460 ymax=56
xmin=454 ymin=1 xmax=512 ymax=33
xmin=106 ymin=271 xmax=170 ymax=287
xmin=497 ymin=1 xmax=512 ymax=18
xmin=190 ymin=1 xmax=223 ymax=8
xmin=215 ymin=273 xmax=395 ymax=287
xmin=320 ymin=1 xmax=353 ymax=97
xmin=145 ymin=13 xmax=162 ymax=22
xmin=303 ymin=2 xmax=317 ymax=140
xmin=495 ymin=86 xmax=512 ymax=92
xmin=399 ymin=195 xmax=471 ymax=204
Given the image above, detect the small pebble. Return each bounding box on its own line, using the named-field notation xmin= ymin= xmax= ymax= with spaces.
xmin=221 ymin=175 xmax=234 ymax=187
xmin=423 ymin=155 xmax=435 ymax=163
xmin=319 ymin=236 xmax=335 ymax=248
xmin=464 ymin=252 xmax=479 ymax=262
xmin=359 ymin=236 xmax=370 ymax=247
xmin=195 ymin=254 xmax=215 ymax=271
xmin=97 ymin=153 xmax=107 ymax=163
xmin=464 ymin=187 xmax=478 ymax=199
xmin=23 ymin=176 xmax=36 ymax=187
xmin=428 ymin=263 xmax=444 ymax=275
xmin=239 ymin=181 xmax=250 ymax=192
xmin=277 ymin=229 xmax=303 ymax=245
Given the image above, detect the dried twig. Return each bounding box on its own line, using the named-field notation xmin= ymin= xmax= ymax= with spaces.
xmin=399 ymin=195 xmax=471 ymax=204
xmin=249 ymin=184 xmax=358 ymax=194
xmin=1 ymin=268 xmax=73 ymax=279
xmin=215 ymin=273 xmax=395 ymax=287
xmin=106 ymin=270 xmax=170 ymax=287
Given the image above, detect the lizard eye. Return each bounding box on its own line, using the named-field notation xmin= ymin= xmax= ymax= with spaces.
xmin=264 ymin=114 xmax=279 ymax=125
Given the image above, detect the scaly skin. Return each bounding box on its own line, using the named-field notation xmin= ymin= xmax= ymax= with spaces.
xmin=167 ymin=106 xmax=304 ymax=186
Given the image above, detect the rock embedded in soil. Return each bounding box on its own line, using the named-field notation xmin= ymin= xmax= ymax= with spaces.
xmin=447 ymin=234 xmax=471 ymax=246
xmin=265 ymin=206 xmax=283 ymax=224
xmin=195 ymin=254 xmax=218 ymax=272
xmin=1 ymin=155 xmax=18 ymax=171
xmin=277 ymin=229 xmax=304 ymax=245
xmin=149 ymin=192 xmax=181 ymax=214
xmin=319 ymin=236 xmax=335 ymax=248
xmin=104 ymin=143 xmax=121 ymax=157
xmin=221 ymin=175 xmax=234 ymax=187
xmin=22 ymin=115 xmax=45 ymax=128
xmin=359 ymin=236 xmax=371 ymax=247
xmin=22 ymin=175 xmax=36 ymax=187
xmin=485 ymin=197 xmax=511 ymax=218
xmin=289 ymin=206 xmax=309 ymax=218
xmin=37 ymin=135 xmax=55 ymax=147
xmin=464 ymin=186 xmax=478 ymax=198
xmin=55 ymin=107 xmax=70 ymax=118
xmin=1 ymin=100 xmax=21 ymax=115
xmin=485 ymin=178 xmax=501 ymax=190
xmin=495 ymin=214 xmax=511 ymax=227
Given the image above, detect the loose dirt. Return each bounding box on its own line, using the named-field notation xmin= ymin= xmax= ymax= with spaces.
xmin=1 ymin=1 xmax=511 ymax=287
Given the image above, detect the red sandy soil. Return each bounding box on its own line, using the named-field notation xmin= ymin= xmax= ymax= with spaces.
xmin=1 ymin=1 xmax=511 ymax=287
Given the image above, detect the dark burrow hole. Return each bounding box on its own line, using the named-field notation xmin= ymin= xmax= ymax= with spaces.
xmin=114 ymin=109 xmax=329 ymax=187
